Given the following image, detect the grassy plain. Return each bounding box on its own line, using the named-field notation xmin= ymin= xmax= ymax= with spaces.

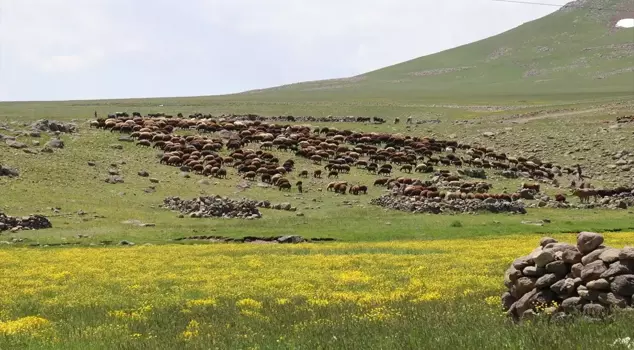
xmin=1 ymin=2 xmax=634 ymax=348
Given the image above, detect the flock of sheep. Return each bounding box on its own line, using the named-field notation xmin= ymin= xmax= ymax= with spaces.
xmin=90 ymin=112 xmax=631 ymax=206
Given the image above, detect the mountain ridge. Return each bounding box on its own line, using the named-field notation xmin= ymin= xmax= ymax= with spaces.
xmin=231 ymin=0 xmax=634 ymax=102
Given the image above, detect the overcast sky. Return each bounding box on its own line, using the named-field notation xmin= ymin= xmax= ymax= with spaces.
xmin=0 ymin=0 xmax=563 ymax=101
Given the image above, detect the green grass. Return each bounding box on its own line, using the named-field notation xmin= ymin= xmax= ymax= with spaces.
xmin=5 ymin=299 xmax=634 ymax=349
xmin=1 ymin=3 xmax=634 ymax=348
xmin=2 ymin=124 xmax=633 ymax=246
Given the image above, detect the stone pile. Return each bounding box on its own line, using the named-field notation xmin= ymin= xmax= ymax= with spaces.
xmin=0 ymin=213 xmax=52 ymax=232
xmin=162 ymin=195 xmax=262 ymax=219
xmin=370 ymin=194 xmax=527 ymax=214
xmin=0 ymin=165 xmax=19 ymax=177
xmin=533 ymin=193 xmax=634 ymax=210
xmin=31 ymin=119 xmax=77 ymax=133
xmin=254 ymin=201 xmax=296 ymax=211
xmin=503 ymin=232 xmax=634 ymax=321
xmin=458 ymin=168 xmax=487 ymax=179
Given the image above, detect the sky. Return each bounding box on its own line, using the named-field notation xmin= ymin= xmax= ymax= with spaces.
xmin=0 ymin=0 xmax=563 ymax=101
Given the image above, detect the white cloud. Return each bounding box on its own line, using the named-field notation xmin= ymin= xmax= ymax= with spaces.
xmin=0 ymin=0 xmax=146 ymax=73
xmin=0 ymin=0 xmax=562 ymax=100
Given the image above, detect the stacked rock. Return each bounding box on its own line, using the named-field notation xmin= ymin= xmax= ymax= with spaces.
xmin=162 ymin=195 xmax=262 ymax=219
xmin=0 ymin=213 xmax=52 ymax=232
xmin=370 ymin=195 xmax=526 ymax=214
xmin=503 ymin=232 xmax=634 ymax=320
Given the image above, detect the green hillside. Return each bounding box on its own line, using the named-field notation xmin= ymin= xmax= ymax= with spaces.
xmin=229 ymin=0 xmax=634 ymax=104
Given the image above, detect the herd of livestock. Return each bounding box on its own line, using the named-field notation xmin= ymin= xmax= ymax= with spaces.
xmin=90 ymin=112 xmax=634 ymax=206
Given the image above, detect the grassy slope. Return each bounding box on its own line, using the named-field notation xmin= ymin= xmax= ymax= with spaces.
xmin=234 ymin=1 xmax=634 ymax=104
xmin=0 ymin=0 xmax=633 ymax=247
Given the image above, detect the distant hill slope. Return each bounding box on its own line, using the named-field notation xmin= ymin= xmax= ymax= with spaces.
xmin=229 ymin=0 xmax=634 ymax=103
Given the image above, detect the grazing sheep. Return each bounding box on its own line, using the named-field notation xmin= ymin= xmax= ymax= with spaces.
xmin=400 ymin=164 xmax=412 ymax=173
xmin=374 ymin=178 xmax=389 ymax=186
xmin=278 ymin=182 xmax=291 ymax=191
xmin=377 ymin=168 xmax=391 ymax=176
xmin=215 ymin=168 xmax=227 ymax=179
xmin=521 ymin=182 xmax=540 ymax=192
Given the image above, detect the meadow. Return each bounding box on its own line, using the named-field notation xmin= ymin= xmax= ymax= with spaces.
xmin=2 ymin=233 xmax=634 ymax=349
xmin=2 ymin=3 xmax=634 ymax=348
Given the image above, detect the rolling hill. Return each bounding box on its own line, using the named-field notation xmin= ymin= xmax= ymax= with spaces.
xmin=225 ymin=0 xmax=634 ymax=104
xmin=0 ymin=0 xmax=631 ymax=119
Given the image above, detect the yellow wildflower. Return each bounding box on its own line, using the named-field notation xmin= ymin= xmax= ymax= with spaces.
xmin=0 ymin=316 xmax=50 ymax=336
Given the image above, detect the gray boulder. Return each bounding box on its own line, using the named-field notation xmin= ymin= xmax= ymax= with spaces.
xmin=577 ymin=232 xmax=604 ymax=254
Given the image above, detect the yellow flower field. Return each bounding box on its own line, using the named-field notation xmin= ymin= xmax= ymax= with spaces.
xmin=1 ymin=232 xmax=632 ymax=348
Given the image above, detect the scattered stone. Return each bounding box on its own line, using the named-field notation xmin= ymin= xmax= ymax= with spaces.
xmin=105 ymin=176 xmax=124 ymax=184
xmin=31 ymin=119 xmax=76 ymax=133
xmin=87 ymin=161 xmax=96 ymax=166
xmin=0 ymin=165 xmax=19 ymax=177
xmin=109 ymin=144 xmax=123 ymax=150
xmin=6 ymin=140 xmax=27 ymax=149
xmin=118 ymin=240 xmax=135 ymax=246
xmin=138 ymin=170 xmax=149 ymax=177
xmin=149 ymin=178 xmax=160 ymax=183
xmin=45 ymin=138 xmax=64 ymax=149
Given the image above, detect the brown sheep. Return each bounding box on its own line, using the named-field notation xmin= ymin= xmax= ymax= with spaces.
xmin=299 ymin=170 xmax=309 ymax=178
xmin=136 ymin=140 xmax=151 ymax=147
xmin=334 ymin=183 xmax=347 ymax=194
xmin=374 ymin=178 xmax=389 ymax=186
xmin=377 ymin=168 xmax=391 ymax=176
xmin=522 ymin=182 xmax=540 ymax=192
xmin=215 ymin=168 xmax=227 ymax=179
xmin=327 ymin=171 xmax=339 ymax=179
xmin=167 ymin=156 xmax=182 ymax=166
xmin=400 ymin=164 xmax=412 ymax=173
